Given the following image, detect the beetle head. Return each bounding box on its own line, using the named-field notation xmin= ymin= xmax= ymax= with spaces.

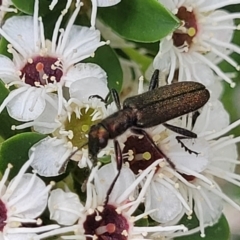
xmin=88 ymin=123 xmax=109 ymax=165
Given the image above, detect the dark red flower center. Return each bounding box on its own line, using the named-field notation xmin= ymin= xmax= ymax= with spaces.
xmin=173 ymin=6 xmax=198 ymax=49
xmin=0 ymin=199 xmax=7 ymax=231
xmin=84 ymin=204 xmax=129 ymax=240
xmin=20 ymin=56 xmax=63 ymax=87
xmin=122 ymin=135 xmax=164 ymax=174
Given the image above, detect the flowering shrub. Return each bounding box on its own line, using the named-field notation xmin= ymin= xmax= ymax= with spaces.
xmin=0 ymin=0 xmax=240 ymax=239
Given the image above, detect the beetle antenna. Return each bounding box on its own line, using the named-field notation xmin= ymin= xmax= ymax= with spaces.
xmin=104 ymin=140 xmax=122 ymax=205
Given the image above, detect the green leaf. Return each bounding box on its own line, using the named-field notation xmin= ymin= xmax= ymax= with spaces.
xmin=12 ymin=0 xmax=57 ymax=16
xmin=175 ymin=214 xmax=230 ymax=240
xmin=98 ymin=0 xmax=179 ymax=42
xmin=0 ymin=37 xmax=12 ymax=57
xmin=0 ymin=132 xmax=46 ymax=179
xmin=84 ymin=45 xmax=123 ymax=92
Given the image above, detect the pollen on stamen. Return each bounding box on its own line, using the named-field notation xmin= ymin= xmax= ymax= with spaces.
xmin=68 ymin=130 xmax=74 ymax=139
xmin=152 ymin=134 xmax=160 ymax=142
xmin=7 ymin=163 xmax=13 ymax=169
xmin=187 ymin=6 xmax=193 ymax=12
xmin=88 ymin=208 xmax=94 ymax=215
xmin=175 ymin=183 xmax=180 ymax=188
xmin=97 ymin=206 xmax=104 ymax=212
xmin=34 ymin=81 xmax=41 ymax=87
xmin=50 ymin=76 xmax=56 ymax=81
xmin=159 ymin=161 xmax=166 ymax=168
xmin=142 ymin=151 xmax=151 ymax=160
xmin=41 ymin=73 xmax=48 ymax=79
xmin=95 ymin=215 xmax=102 ymax=221
xmin=51 ymin=65 xmax=57 ymax=70
xmin=36 ymin=218 xmax=43 ymax=225
xmin=121 ymin=229 xmax=128 ymax=236
xmin=188 ymin=27 xmax=196 ymax=37
xmin=28 ymin=58 xmax=33 ymax=64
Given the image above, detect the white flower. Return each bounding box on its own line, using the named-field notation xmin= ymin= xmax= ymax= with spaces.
xmin=153 ymin=0 xmax=240 ymax=87
xmin=12 ymin=63 xmax=109 ymax=133
xmin=91 ymin=0 xmax=121 ymax=28
xmin=49 ymin=0 xmax=121 ymax=29
xmin=120 ymin=83 xmax=240 ymax=237
xmin=37 ymin=160 xmax=188 ymax=240
xmin=0 ymin=153 xmax=59 ymax=239
xmin=48 ymin=188 xmax=83 ymax=226
xmin=0 ymin=0 xmax=106 ymax=122
xmin=29 ymin=96 xmax=108 ymax=177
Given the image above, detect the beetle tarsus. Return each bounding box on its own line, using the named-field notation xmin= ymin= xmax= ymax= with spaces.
xmin=176 ymin=136 xmax=199 ymax=156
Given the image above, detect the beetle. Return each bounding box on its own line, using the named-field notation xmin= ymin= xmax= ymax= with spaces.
xmin=88 ymin=70 xmax=210 ymax=166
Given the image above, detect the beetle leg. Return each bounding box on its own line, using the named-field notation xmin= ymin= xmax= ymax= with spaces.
xmin=131 ymin=128 xmax=175 ymax=169
xmin=104 ymin=140 xmax=122 ymax=205
xmin=88 ymin=89 xmax=121 ymax=110
xmin=163 ymin=123 xmax=199 ymax=155
xmin=109 ymin=89 xmax=121 ymax=110
xmin=175 ymin=136 xmax=199 ymax=155
xmin=163 ymin=123 xmax=197 ymax=138
xmin=88 ymin=94 xmax=105 ymax=102
xmin=148 ymin=69 xmax=160 ymax=91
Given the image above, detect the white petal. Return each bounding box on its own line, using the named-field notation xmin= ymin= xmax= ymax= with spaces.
xmin=193 ymin=100 xmax=230 ymax=134
xmin=6 ymin=87 xmax=46 ymax=121
xmin=94 ymin=162 xmax=136 ymax=204
xmin=96 ymin=0 xmax=121 ymax=6
xmin=48 ymin=189 xmax=83 ymax=225
xmin=64 ymin=63 xmax=107 ymax=88
xmin=7 ymin=173 xmax=48 ymax=218
xmin=157 ymin=0 xmax=176 ymax=11
xmin=2 ymin=16 xmax=36 ymax=57
xmin=198 ymin=0 xmax=235 ymax=11
xmin=205 ymin=10 xmax=234 ymax=49
xmin=153 ymin=40 xmax=173 ymax=73
xmin=33 ymin=93 xmax=63 ymax=134
xmin=30 ymin=137 xmax=72 ymax=177
xmin=193 ymin=184 xmax=223 ymax=226
xmin=4 ymin=233 xmax=37 ymax=240
xmin=145 ymin=179 xmax=183 ymax=223
xmin=187 ymin=61 xmax=215 ymax=86
xmin=69 ymin=78 xmax=109 ymax=101
xmin=62 ymin=26 xmax=101 ymax=63
xmin=168 ymin=138 xmax=210 ymax=173
xmin=0 ymin=55 xmax=20 ymax=84
xmin=207 ymin=79 xmax=223 ymax=100
xmin=211 ymin=141 xmax=238 ymax=172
